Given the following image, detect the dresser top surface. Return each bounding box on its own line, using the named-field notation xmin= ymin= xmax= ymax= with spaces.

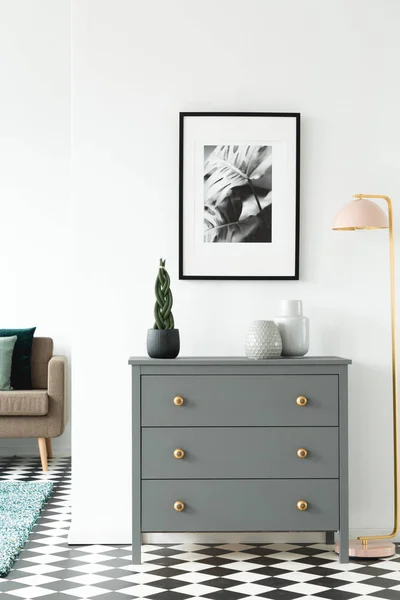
xmin=128 ymin=356 xmax=351 ymax=366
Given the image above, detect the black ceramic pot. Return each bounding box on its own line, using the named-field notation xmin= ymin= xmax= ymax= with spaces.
xmin=147 ymin=328 xmax=180 ymax=359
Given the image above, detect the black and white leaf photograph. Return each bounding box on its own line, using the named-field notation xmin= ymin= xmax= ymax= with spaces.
xmin=204 ymin=145 xmax=272 ymax=243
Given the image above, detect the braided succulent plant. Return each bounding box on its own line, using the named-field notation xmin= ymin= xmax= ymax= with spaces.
xmin=153 ymin=259 xmax=175 ymax=329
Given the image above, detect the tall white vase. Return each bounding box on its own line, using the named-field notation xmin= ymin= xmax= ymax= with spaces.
xmin=274 ymin=300 xmax=309 ymax=357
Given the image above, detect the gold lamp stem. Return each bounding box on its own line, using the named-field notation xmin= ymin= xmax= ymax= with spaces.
xmin=355 ymin=194 xmax=399 ymax=546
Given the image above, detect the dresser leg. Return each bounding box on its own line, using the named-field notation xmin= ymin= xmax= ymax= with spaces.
xmin=132 ymin=534 xmax=142 ymax=564
xmin=338 ymin=531 xmax=349 ymax=563
xmin=338 ymin=365 xmax=349 ymax=563
xmin=132 ymin=365 xmax=142 ymax=564
xmin=325 ymin=531 xmax=335 ymax=544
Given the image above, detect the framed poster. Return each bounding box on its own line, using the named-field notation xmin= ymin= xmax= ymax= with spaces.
xmin=179 ymin=112 xmax=300 ymax=280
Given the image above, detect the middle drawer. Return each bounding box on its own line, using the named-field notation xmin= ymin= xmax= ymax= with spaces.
xmin=142 ymin=427 xmax=338 ymax=479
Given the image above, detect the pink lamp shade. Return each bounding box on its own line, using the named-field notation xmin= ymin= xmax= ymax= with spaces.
xmin=332 ymin=198 xmax=388 ymax=230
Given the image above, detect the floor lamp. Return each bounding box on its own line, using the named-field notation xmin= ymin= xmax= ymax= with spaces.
xmin=332 ymin=193 xmax=398 ymax=558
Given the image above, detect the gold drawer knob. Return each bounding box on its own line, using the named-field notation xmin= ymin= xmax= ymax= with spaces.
xmin=173 ymin=396 xmax=184 ymax=406
xmin=296 ymin=395 xmax=308 ymax=406
xmin=297 ymin=500 xmax=308 ymax=511
xmin=297 ymin=448 xmax=308 ymax=459
xmin=174 ymin=448 xmax=185 ymax=459
xmin=174 ymin=501 xmax=185 ymax=512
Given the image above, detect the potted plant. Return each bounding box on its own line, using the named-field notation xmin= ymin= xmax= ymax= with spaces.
xmin=147 ymin=259 xmax=180 ymax=359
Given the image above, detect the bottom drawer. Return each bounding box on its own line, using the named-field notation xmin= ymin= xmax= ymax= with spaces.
xmin=142 ymin=479 xmax=339 ymax=532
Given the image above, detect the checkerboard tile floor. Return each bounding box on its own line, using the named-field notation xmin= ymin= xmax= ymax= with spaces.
xmin=1 ymin=458 xmax=400 ymax=600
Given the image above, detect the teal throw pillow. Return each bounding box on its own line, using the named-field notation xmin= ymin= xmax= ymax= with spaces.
xmin=0 ymin=336 xmax=18 ymax=391
xmin=0 ymin=328 xmax=36 ymax=389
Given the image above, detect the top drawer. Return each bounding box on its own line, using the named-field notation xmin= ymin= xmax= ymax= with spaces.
xmin=141 ymin=375 xmax=338 ymax=427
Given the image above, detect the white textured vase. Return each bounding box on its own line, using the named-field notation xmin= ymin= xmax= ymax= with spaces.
xmin=274 ymin=300 xmax=309 ymax=357
xmin=245 ymin=320 xmax=282 ymax=360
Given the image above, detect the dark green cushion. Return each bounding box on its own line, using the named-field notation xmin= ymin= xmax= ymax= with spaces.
xmin=0 ymin=328 xmax=36 ymax=389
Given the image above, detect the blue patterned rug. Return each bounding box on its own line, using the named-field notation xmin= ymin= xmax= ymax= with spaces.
xmin=0 ymin=481 xmax=53 ymax=576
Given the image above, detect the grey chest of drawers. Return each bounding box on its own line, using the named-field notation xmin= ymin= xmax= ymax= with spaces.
xmin=129 ymin=356 xmax=351 ymax=563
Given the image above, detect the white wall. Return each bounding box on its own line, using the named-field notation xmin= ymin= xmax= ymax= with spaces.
xmin=70 ymin=0 xmax=400 ymax=543
xmin=0 ymin=1 xmax=71 ymax=456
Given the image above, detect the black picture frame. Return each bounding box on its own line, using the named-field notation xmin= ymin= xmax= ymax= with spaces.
xmin=179 ymin=112 xmax=300 ymax=280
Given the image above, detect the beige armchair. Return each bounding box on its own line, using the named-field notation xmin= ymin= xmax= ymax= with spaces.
xmin=0 ymin=338 xmax=67 ymax=471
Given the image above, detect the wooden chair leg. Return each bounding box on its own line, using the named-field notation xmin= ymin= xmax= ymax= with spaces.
xmin=46 ymin=438 xmax=53 ymax=459
xmin=38 ymin=438 xmax=48 ymax=472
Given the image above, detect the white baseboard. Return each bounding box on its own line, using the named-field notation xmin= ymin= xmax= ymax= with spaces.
xmin=143 ymin=532 xmax=327 ymax=544
xmin=349 ymin=528 xmax=400 ymax=541
xmin=68 ymin=527 xmax=132 ymax=545
xmin=144 ymin=530 xmax=400 ymax=544
xmin=68 ymin=529 xmax=400 ymax=545
xmin=68 ymin=531 xmax=326 ymax=546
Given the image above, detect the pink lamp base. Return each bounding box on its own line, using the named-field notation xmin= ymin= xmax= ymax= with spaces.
xmin=335 ymin=539 xmax=396 ymax=558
